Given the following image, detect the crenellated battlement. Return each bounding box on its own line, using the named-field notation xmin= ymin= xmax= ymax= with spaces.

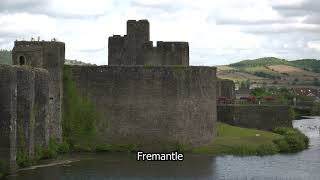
xmin=108 ymin=20 xmax=189 ymax=66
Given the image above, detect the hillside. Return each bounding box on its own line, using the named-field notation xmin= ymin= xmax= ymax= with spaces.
xmin=219 ymin=57 xmax=320 ymax=89
xmin=0 ymin=50 xmax=12 ymax=65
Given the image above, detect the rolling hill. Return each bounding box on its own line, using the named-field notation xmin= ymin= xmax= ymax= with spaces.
xmin=218 ymin=57 xmax=320 ymax=89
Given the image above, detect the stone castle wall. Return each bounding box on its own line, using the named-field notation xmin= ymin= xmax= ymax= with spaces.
xmin=217 ymin=105 xmax=293 ymax=130
xmin=67 ymin=65 xmax=217 ymax=150
xmin=0 ymin=65 xmax=50 ymax=172
xmin=0 ymin=65 xmax=17 ymax=172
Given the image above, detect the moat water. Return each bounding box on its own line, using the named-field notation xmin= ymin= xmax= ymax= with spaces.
xmin=4 ymin=117 xmax=320 ymax=180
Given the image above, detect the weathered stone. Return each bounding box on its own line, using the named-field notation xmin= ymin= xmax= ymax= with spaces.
xmin=108 ymin=20 xmax=189 ymax=66
xmin=217 ymin=105 xmax=293 ymax=130
xmin=12 ymin=41 xmax=65 ymax=142
xmin=16 ymin=66 xmax=35 ymax=160
xmin=34 ymin=68 xmax=50 ymax=148
xmin=0 ymin=65 xmax=17 ymax=172
xmin=67 ymin=65 xmax=217 ymax=150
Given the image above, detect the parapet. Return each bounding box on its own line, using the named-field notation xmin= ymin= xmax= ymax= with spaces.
xmin=14 ymin=40 xmax=65 ymax=48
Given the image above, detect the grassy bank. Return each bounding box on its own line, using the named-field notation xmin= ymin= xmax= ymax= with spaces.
xmin=192 ymin=122 xmax=309 ymax=156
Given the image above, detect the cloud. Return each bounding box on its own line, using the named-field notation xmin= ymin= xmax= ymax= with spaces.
xmin=0 ymin=0 xmax=319 ymax=65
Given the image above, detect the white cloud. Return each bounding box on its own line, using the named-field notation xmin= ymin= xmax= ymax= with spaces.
xmin=308 ymin=41 xmax=320 ymax=51
xmin=0 ymin=0 xmax=319 ymax=65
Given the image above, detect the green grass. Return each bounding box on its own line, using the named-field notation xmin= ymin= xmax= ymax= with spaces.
xmin=192 ymin=123 xmax=308 ymax=156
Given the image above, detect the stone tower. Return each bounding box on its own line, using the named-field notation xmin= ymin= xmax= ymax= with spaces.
xmin=12 ymin=41 xmax=65 ymax=142
xmin=108 ymin=19 xmax=189 ymax=66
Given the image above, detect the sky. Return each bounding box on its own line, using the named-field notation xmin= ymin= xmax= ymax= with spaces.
xmin=0 ymin=0 xmax=319 ymax=65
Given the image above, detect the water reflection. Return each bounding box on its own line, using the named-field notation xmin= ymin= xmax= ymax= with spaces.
xmin=4 ymin=117 xmax=320 ymax=180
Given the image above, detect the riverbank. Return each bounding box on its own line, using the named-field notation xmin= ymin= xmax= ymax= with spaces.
xmin=0 ymin=123 xmax=309 ymax=179
xmin=192 ymin=122 xmax=309 ymax=155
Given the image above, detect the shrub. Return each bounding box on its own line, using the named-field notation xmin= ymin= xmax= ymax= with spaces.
xmin=285 ymin=135 xmax=305 ymax=152
xmin=273 ymin=127 xmax=309 ymax=153
xmin=95 ymin=144 xmax=112 ymax=152
xmin=34 ymin=144 xmax=43 ymax=161
xmin=57 ymin=141 xmax=70 ymax=154
xmin=42 ymin=138 xmax=59 ymax=159
xmin=256 ymin=143 xmax=279 ymax=155
xmin=273 ymin=138 xmax=290 ymax=152
xmin=72 ymin=143 xmax=94 ymax=152
xmin=16 ymin=150 xmax=32 ymax=168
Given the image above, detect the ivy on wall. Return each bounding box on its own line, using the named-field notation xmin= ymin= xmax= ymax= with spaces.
xmin=62 ymin=66 xmax=99 ymax=149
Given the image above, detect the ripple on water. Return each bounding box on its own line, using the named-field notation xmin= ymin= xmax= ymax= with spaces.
xmin=4 ymin=117 xmax=320 ymax=180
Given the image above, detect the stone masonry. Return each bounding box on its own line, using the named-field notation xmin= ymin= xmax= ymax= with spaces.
xmin=108 ymin=20 xmax=189 ymax=66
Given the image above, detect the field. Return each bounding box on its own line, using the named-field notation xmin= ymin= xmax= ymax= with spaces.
xmin=217 ymin=57 xmax=320 ymax=89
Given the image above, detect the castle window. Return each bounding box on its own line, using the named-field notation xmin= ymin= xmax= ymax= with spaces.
xmin=19 ymin=56 xmax=26 ymax=65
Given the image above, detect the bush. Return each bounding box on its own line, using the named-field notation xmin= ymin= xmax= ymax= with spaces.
xmin=73 ymin=144 xmax=94 ymax=152
xmin=42 ymin=138 xmax=59 ymax=159
xmin=273 ymin=138 xmax=290 ymax=152
xmin=34 ymin=144 xmax=43 ymax=161
xmin=57 ymin=141 xmax=70 ymax=154
xmin=16 ymin=150 xmax=32 ymax=168
xmin=285 ymin=135 xmax=305 ymax=152
xmin=273 ymin=127 xmax=309 ymax=153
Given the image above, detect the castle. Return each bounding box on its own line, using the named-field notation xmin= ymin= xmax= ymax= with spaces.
xmin=108 ymin=20 xmax=189 ymax=65
xmin=0 ymin=20 xmax=217 ymax=172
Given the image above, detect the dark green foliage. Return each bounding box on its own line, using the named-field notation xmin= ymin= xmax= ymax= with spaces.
xmin=16 ymin=150 xmax=32 ymax=168
xmin=230 ymin=57 xmax=290 ymax=68
xmin=95 ymin=144 xmax=140 ymax=153
xmin=0 ymin=50 xmax=12 ymax=65
xmin=57 ymin=141 xmax=70 ymax=154
xmin=273 ymin=138 xmax=290 ymax=152
xmin=254 ymin=71 xmax=281 ymax=79
xmin=229 ymin=57 xmax=320 ymax=74
xmin=34 ymin=144 xmax=43 ymax=162
xmin=291 ymin=59 xmax=320 ymax=73
xmin=285 ymin=135 xmax=306 ymax=152
xmin=95 ymin=144 xmax=113 ymax=152
xmin=63 ymin=66 xmax=99 ymax=150
xmin=312 ymin=102 xmax=320 ymax=115
xmin=273 ymin=127 xmax=309 ymax=153
xmin=250 ymin=87 xmax=294 ymax=102
xmin=0 ymin=160 xmax=8 ymax=178
xmin=42 ymin=138 xmax=59 ymax=159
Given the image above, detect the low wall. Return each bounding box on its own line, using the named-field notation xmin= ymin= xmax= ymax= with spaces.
xmin=217 ymin=105 xmax=293 ymax=130
xmin=67 ymin=65 xmax=217 ymax=150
